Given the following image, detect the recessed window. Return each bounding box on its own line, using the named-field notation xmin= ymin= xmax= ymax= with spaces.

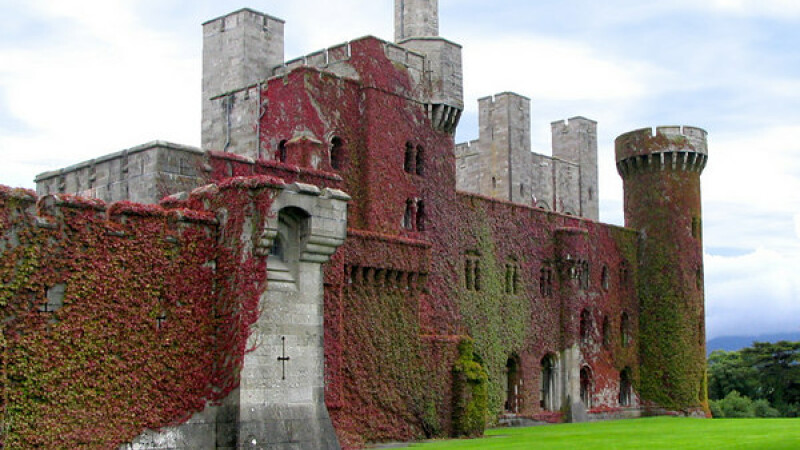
xmin=601 ymin=266 xmax=609 ymax=290
xmin=416 ymin=200 xmax=426 ymax=231
xmin=278 ymin=139 xmax=288 ymax=163
xmin=415 ymin=145 xmax=424 ymax=176
xmin=619 ymin=367 xmax=633 ymax=407
xmin=402 ymin=199 xmax=414 ymax=230
xmin=330 ymin=136 xmax=344 ymax=170
xmin=621 ymin=312 xmax=632 ymax=347
xmin=404 ymin=142 xmax=415 ymax=173
xmin=580 ymin=309 xmax=592 ymax=344
xmin=539 ymin=266 xmax=554 ymax=297
xmin=465 ymin=253 xmax=481 ymax=291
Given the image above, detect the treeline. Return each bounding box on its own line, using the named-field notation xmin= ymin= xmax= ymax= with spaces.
xmin=708 ymin=341 xmax=800 ymax=418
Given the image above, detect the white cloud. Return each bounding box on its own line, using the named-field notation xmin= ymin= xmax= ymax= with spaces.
xmin=0 ymin=0 xmax=199 ymax=189
xmin=461 ymin=34 xmax=662 ymax=107
xmin=706 ymin=248 xmax=800 ymax=338
xmin=703 ymin=0 xmax=800 ymax=18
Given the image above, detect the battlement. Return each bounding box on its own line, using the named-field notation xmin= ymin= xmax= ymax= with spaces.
xmin=551 ymin=116 xmax=597 ymax=133
xmin=270 ymin=37 xmax=428 ymax=79
xmin=615 ymin=126 xmax=708 ymax=177
xmin=202 ymin=8 xmax=285 ymax=30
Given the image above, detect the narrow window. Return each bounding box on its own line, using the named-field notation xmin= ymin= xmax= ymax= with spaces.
xmin=402 ymin=199 xmax=414 ymax=230
xmin=602 ymin=316 xmax=610 ymax=348
xmin=541 ymin=354 xmax=556 ymax=411
xmin=278 ymin=139 xmax=288 ymax=163
xmin=539 ymin=267 xmax=553 ymax=297
xmin=580 ymin=309 xmax=592 ymax=344
xmin=601 ymin=265 xmax=609 ymax=290
xmin=416 ymin=200 xmax=426 ymax=231
xmin=269 ymin=235 xmax=285 ymax=262
xmin=404 ymin=142 xmax=415 ymax=173
xmin=330 ymin=136 xmax=344 ymax=170
xmin=415 ymin=145 xmax=424 ymax=176
xmin=580 ymin=366 xmax=593 ymax=408
xmin=619 ymin=367 xmax=633 ymax=407
xmin=492 ymin=176 xmax=497 ymax=189
xmin=465 ymin=254 xmax=481 ymax=291
xmin=465 ymin=259 xmax=474 ymax=290
xmin=621 ymin=312 xmax=631 ymax=347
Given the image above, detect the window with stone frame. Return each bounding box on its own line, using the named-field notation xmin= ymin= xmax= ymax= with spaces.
xmin=465 ymin=252 xmax=481 ymax=291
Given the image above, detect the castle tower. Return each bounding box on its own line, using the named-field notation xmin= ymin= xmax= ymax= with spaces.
xmin=202 ymin=9 xmax=285 ymax=155
xmin=394 ymin=0 xmax=463 ymax=133
xmin=395 ymin=0 xmax=439 ymax=41
xmin=474 ymin=93 xmax=531 ymax=202
xmin=551 ymin=118 xmax=598 ymax=221
xmin=615 ymin=126 xmax=708 ymax=413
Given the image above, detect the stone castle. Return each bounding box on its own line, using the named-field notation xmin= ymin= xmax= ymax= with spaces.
xmin=3 ymin=1 xmax=709 ymax=448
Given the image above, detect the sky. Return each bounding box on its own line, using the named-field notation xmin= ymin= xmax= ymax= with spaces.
xmin=1 ymin=0 xmax=799 ymax=340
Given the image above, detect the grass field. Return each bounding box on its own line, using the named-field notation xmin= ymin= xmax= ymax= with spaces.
xmin=407 ymin=417 xmax=800 ymax=449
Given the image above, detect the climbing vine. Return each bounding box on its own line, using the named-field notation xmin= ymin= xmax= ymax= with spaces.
xmin=0 ymin=178 xmax=275 ymax=448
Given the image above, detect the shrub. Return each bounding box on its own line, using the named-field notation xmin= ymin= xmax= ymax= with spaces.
xmin=752 ymin=399 xmax=780 ymax=418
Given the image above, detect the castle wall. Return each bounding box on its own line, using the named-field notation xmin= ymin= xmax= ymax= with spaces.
xmin=1 ymin=178 xmax=348 ymax=449
xmin=34 ymin=141 xmax=205 ymax=204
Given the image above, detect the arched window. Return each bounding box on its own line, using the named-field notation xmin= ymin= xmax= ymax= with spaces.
xmin=580 ymin=366 xmax=593 ymax=408
xmin=491 ymin=176 xmax=497 ymax=189
xmin=267 ymin=207 xmax=310 ymax=283
xmin=330 ymin=136 xmax=344 ymax=170
xmin=580 ymin=309 xmax=592 ymax=344
xmin=415 ymin=145 xmax=424 ymax=176
xmin=416 ymin=200 xmax=426 ymax=231
xmin=602 ymin=316 xmax=610 ymax=348
xmin=404 ymin=142 xmax=415 ymax=173
xmin=541 ymin=354 xmax=557 ymax=411
xmin=505 ymin=354 xmax=522 ymax=413
xmin=278 ymin=139 xmax=288 ymax=163
xmin=601 ymin=265 xmax=609 ymax=290
xmin=621 ymin=312 xmax=631 ymax=347
xmin=619 ymin=367 xmax=633 ymax=407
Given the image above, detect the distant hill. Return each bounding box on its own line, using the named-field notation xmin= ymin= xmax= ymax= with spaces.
xmin=707 ymin=332 xmax=800 ymax=355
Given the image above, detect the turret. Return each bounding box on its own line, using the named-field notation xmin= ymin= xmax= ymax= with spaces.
xmin=202 ymin=9 xmax=285 ymax=156
xmin=615 ymin=126 xmax=708 ymax=414
xmin=394 ymin=0 xmax=463 ymax=133
xmin=552 ymin=117 xmax=598 ymax=221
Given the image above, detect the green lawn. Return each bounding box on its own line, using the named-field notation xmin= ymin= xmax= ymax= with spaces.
xmin=408 ymin=417 xmax=800 ymax=449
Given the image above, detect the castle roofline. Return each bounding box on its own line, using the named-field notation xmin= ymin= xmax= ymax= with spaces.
xmin=202 ymin=8 xmax=285 ymax=26
xmin=551 ymin=116 xmax=597 ymax=126
xmin=395 ymin=36 xmax=462 ymax=49
xmin=477 ymin=91 xmax=531 ymax=102
xmin=35 ymin=141 xmax=202 ymax=182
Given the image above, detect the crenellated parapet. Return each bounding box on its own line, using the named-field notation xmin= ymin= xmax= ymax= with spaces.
xmin=615 ymin=126 xmax=708 ymax=178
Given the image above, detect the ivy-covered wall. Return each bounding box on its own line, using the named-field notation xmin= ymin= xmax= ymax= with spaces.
xmin=248 ymin=35 xmax=652 ymax=448
xmin=0 ymin=176 xmax=280 ymax=448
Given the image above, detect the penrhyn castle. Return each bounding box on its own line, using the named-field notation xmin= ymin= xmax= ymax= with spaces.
xmin=1 ymin=1 xmax=709 ymax=448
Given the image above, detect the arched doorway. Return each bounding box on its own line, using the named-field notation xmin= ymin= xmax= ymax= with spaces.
xmin=540 ymin=354 xmax=557 ymax=411
xmin=505 ymin=354 xmax=522 ymax=413
xmin=580 ymin=366 xmax=593 ymax=409
xmin=619 ymin=367 xmax=633 ymax=407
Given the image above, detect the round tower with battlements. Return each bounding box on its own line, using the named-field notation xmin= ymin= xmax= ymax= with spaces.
xmin=615 ymin=126 xmax=708 ymax=414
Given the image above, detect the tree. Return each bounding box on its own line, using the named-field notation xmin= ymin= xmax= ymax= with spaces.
xmin=707 ymin=350 xmax=759 ymax=401
xmin=740 ymin=341 xmax=800 ymax=411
